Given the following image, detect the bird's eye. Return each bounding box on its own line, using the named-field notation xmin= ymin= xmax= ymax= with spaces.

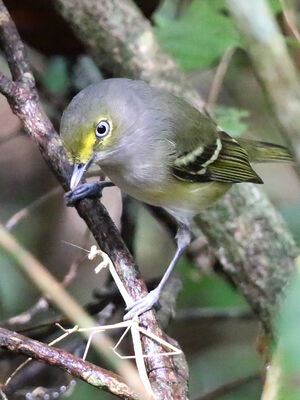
xmin=95 ymin=120 xmax=110 ymax=139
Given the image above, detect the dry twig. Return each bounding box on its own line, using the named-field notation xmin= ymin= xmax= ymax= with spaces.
xmin=0 ymin=2 xmax=186 ymax=398
xmin=56 ymin=0 xmax=297 ymax=334
xmin=0 ymin=327 xmax=140 ymax=400
xmin=5 ymin=230 xmax=89 ymax=328
xmin=0 ymin=223 xmax=149 ymax=398
xmin=227 ymin=0 xmax=300 ymax=171
xmin=207 ymin=46 xmax=236 ymax=109
xmin=280 ymin=0 xmax=300 ymax=43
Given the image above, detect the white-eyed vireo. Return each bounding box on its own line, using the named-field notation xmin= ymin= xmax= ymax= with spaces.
xmin=61 ymin=78 xmax=291 ymax=319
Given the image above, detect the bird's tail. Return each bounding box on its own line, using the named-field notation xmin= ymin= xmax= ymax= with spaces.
xmin=237 ymin=138 xmax=293 ymax=163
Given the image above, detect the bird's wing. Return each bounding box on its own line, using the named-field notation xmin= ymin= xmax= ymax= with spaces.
xmin=171 ymin=113 xmax=262 ymax=184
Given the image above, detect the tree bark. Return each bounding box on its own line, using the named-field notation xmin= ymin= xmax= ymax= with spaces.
xmin=227 ymin=0 xmax=300 ymax=173
xmin=0 ymin=327 xmax=139 ymax=400
xmin=55 ymin=0 xmax=298 ymax=332
xmin=0 ymin=2 xmax=188 ymax=399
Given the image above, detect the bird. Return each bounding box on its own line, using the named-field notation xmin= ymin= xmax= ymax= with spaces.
xmin=60 ymin=78 xmax=292 ymax=320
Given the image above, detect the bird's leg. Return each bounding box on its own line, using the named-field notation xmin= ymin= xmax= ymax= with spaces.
xmin=65 ymin=181 xmax=115 ymax=206
xmin=123 ymin=223 xmax=191 ymax=320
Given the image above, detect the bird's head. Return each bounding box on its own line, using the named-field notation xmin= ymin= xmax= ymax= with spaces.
xmin=60 ymin=78 xmax=147 ymax=189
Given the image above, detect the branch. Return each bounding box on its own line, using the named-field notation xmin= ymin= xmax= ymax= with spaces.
xmin=55 ymin=0 xmax=298 ymax=333
xmin=0 ymin=2 xmax=186 ymax=399
xmin=0 ymin=7 xmax=34 ymax=83
xmin=0 ymin=327 xmax=139 ymax=400
xmin=5 ymin=186 xmax=62 ymax=230
xmin=227 ymin=0 xmax=300 ymax=171
xmin=207 ymin=46 xmax=236 ymax=108
xmin=280 ymin=0 xmax=300 ymax=43
xmin=54 ymin=0 xmax=205 ymax=111
xmin=0 ymin=223 xmax=149 ymax=398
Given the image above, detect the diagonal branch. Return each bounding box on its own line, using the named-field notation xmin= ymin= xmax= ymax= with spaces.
xmin=0 ymin=1 xmax=186 ymax=399
xmin=56 ymin=0 xmax=298 ymax=334
xmin=0 ymin=6 xmax=34 ymax=84
xmin=0 ymin=327 xmax=139 ymax=400
xmin=227 ymin=0 xmax=300 ymax=173
xmin=0 ymin=223 xmax=149 ymax=398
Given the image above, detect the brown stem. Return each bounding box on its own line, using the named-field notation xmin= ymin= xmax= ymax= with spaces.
xmin=227 ymin=0 xmax=300 ymax=173
xmin=0 ymin=327 xmax=139 ymax=400
xmin=5 ymin=186 xmax=62 ymax=230
xmin=0 ymin=9 xmax=33 ymax=83
xmin=0 ymin=1 xmax=186 ymax=399
xmin=55 ymin=0 xmax=298 ymax=334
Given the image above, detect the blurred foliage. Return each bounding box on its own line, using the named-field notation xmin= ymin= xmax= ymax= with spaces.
xmin=279 ymin=204 xmax=300 ymax=245
xmin=176 ymin=257 xmax=247 ymax=308
xmin=40 ymin=56 xmax=70 ymax=94
xmin=189 ymin=343 xmax=261 ymax=399
xmin=154 ymin=0 xmax=241 ymax=69
xmin=155 ymin=0 xmax=282 ymax=70
xmin=276 ymin=259 xmax=300 ymax=400
xmin=0 ymin=0 xmax=299 ymax=399
xmin=212 ymin=106 xmax=250 ymax=137
xmin=0 ymin=254 xmax=34 ymax=317
xmin=268 ymin=0 xmax=282 ymax=14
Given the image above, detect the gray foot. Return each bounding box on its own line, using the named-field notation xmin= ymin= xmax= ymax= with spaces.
xmin=123 ymin=288 xmax=160 ymax=320
xmin=65 ymin=181 xmax=114 ymax=206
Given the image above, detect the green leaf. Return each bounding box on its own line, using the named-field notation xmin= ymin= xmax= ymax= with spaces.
xmin=268 ymin=0 xmax=282 ymax=14
xmin=154 ymin=0 xmax=241 ymax=69
xmin=177 ymin=257 xmax=247 ymax=308
xmin=40 ymin=56 xmax=70 ymax=94
xmin=212 ymin=105 xmax=250 ymax=136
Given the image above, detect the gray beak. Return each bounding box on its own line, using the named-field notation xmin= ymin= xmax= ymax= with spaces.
xmin=70 ymin=154 xmax=95 ymax=190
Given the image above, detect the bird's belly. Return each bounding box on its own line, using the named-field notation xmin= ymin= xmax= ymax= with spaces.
xmin=102 ymin=165 xmax=230 ymax=214
xmin=139 ymin=181 xmax=231 ymax=215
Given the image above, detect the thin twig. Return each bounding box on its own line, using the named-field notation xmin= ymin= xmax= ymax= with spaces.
xmin=207 ymin=46 xmax=236 ymax=109
xmin=280 ymin=0 xmax=300 ymax=43
xmin=5 ymin=228 xmax=89 ymax=331
xmin=227 ymin=0 xmax=300 ymax=173
xmin=5 ymin=186 xmax=62 ymax=230
xmin=0 ymin=2 xmax=181 ymax=398
xmin=90 ymin=246 xmax=154 ymax=397
xmin=0 ymin=223 xmax=149 ymax=399
xmin=0 ymin=390 xmax=8 ymax=400
xmin=260 ymin=352 xmax=281 ymax=400
xmin=0 ymin=327 xmax=140 ymax=400
xmin=0 ymin=7 xmax=33 ymax=84
xmin=5 ymin=297 xmax=49 ymax=327
xmin=0 ymin=130 xmax=22 ymax=146
xmin=5 ymin=231 xmax=89 ymax=328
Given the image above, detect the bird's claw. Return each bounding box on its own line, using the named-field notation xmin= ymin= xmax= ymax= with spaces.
xmin=65 ymin=181 xmax=114 ymax=206
xmin=123 ymin=289 xmax=161 ymax=320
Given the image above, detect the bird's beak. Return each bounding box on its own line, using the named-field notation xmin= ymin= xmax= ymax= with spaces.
xmin=70 ymin=154 xmax=95 ymax=190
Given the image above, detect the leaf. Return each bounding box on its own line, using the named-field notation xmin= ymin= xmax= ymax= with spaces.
xmin=212 ymin=105 xmax=250 ymax=136
xmin=268 ymin=0 xmax=282 ymax=14
xmin=176 ymin=257 xmax=247 ymax=308
xmin=40 ymin=56 xmax=70 ymax=94
xmin=154 ymin=0 xmax=241 ymax=69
